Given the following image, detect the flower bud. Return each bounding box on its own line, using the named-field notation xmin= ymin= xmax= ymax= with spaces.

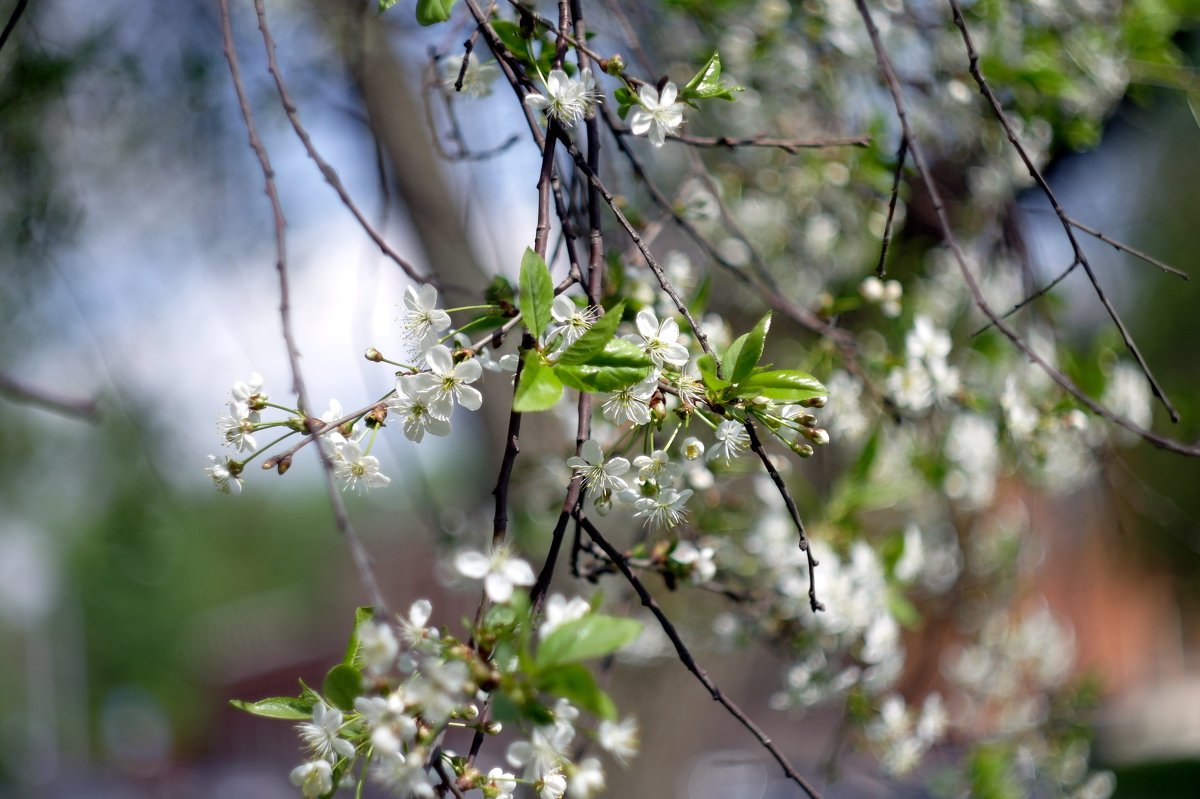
xmin=682 ymin=436 xmax=705 ymax=461
xmin=459 ymin=703 xmax=480 ymax=720
xmin=603 ymin=54 xmax=625 ymax=75
xmin=365 ymin=403 xmax=389 ymax=429
xmin=801 ymin=427 xmax=830 ymax=446
xmin=790 ymin=440 xmax=815 ymax=458
xmin=484 ymin=720 xmax=503 ymax=735
xmin=365 ymin=347 xmax=384 ymax=362
xmin=594 ymin=493 xmax=613 ymax=516
xmin=276 ymin=455 xmax=293 ymax=475
xmin=800 ymin=395 xmax=827 ymax=409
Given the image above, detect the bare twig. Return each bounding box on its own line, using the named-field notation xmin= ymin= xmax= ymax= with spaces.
xmin=610 ymin=125 xmax=871 ymax=153
xmin=1066 ymin=215 xmax=1187 ymax=279
xmin=875 ymin=136 xmax=908 ymax=277
xmin=947 ymin=0 xmax=1179 ymax=423
xmin=251 ymin=0 xmax=428 ymax=285
xmin=744 ymin=419 xmax=824 ymax=612
xmin=0 ymin=0 xmax=29 ymax=56
xmin=973 ymin=257 xmax=1078 ymax=336
xmin=577 ymin=515 xmax=823 ymax=799
xmin=218 ymin=0 xmax=386 ymax=611
xmin=0 ymin=372 xmax=100 ymax=421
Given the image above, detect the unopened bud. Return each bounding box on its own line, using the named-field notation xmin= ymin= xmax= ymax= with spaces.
xmin=594 ymin=493 xmax=613 ymax=517
xmin=365 ymin=403 xmax=389 ymax=429
xmin=227 ymin=460 xmax=245 ymax=476
xmin=485 ymin=720 xmax=503 ymax=735
xmin=682 ymin=436 xmax=705 ymax=461
xmin=261 ymin=457 xmax=277 ymax=471
xmin=800 ymin=395 xmax=827 ymax=408
xmin=459 ymin=703 xmax=479 ymax=720
xmin=603 ymin=54 xmax=625 ymax=75
xmin=276 ymin=455 xmax=293 ymax=475
xmin=365 ymin=347 xmax=383 ymax=362
xmin=801 ymin=427 xmax=830 ymax=446
xmin=790 ymin=441 xmax=815 ymax=458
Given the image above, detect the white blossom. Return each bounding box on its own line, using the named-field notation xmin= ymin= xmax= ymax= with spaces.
xmin=389 ymin=375 xmax=452 ymax=442
xmin=525 ymin=68 xmax=599 ymax=125
xmin=670 ymin=540 xmax=717 ymax=583
xmin=633 ymin=488 xmax=692 ymax=530
xmin=538 ymin=769 xmax=567 ymax=799
xmin=602 ymin=376 xmax=658 ymax=426
xmin=540 ymin=594 xmax=591 ymax=639
xmin=455 ymin=548 xmax=535 ymax=603
xmin=290 ymin=760 xmax=333 ymax=799
xmin=333 ymin=439 xmax=391 ymax=493
xmin=566 ymin=440 xmax=630 ymax=494
xmin=507 ymin=724 xmax=571 ymax=778
xmin=709 ymin=419 xmax=750 ymax=463
xmin=297 ymin=701 xmax=355 ymax=762
xmin=373 ymin=749 xmax=435 ymax=797
xmin=411 ymin=345 xmax=483 ymax=412
xmin=358 ymin=618 xmax=399 ymax=675
xmin=568 ymin=757 xmax=606 ymax=798
xmin=629 ymin=81 xmax=685 ymax=146
xmin=216 ymin=401 xmax=257 ymax=452
xmin=628 ymin=309 xmax=689 ymax=368
xmin=487 ymin=768 xmax=518 ymax=799
xmin=205 ymin=455 xmax=243 ymax=496
xmin=398 ymin=284 xmax=451 ymax=353
xmin=596 ymin=716 xmax=639 ymax=765
xmin=547 ymin=295 xmax=597 ymax=349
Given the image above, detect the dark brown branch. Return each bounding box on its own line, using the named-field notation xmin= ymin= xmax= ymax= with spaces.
xmin=610 ymin=125 xmax=871 ymax=153
xmin=0 ymin=0 xmax=29 ymax=57
xmin=744 ymin=419 xmax=823 ymax=613
xmin=1066 ymin=215 xmax=1187 ymax=279
xmin=0 ymin=372 xmax=99 ymax=421
xmin=251 ymin=0 xmax=428 ymax=285
xmin=577 ymin=515 xmax=823 ymax=799
xmin=852 ymin=0 xmax=1200 ymax=456
xmin=947 ymin=0 xmax=1179 ymax=423
xmin=218 ymin=0 xmax=386 ymax=611
xmin=875 ymin=136 xmax=908 ymax=277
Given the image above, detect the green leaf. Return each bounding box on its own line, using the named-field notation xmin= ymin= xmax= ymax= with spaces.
xmin=513 ymin=352 xmax=564 ymax=412
xmin=554 ymin=339 xmax=653 ymax=393
xmin=519 ymin=247 xmax=554 ymax=339
xmin=737 ymin=369 xmax=826 ymax=402
xmin=557 ymin=301 xmax=625 ymax=365
xmin=535 ymin=614 xmax=643 ymax=670
xmin=613 ymin=86 xmax=636 ymax=120
xmin=697 ymin=351 xmax=729 ymax=391
xmin=378 ymin=0 xmax=401 ymax=11
xmin=680 ymin=52 xmax=743 ymax=102
xmin=323 ymin=664 xmax=363 ymax=712
xmin=229 ymin=696 xmax=314 ymax=720
xmin=724 ymin=312 xmax=771 ymax=384
xmin=536 ymin=663 xmax=618 ymax=720
xmin=414 ymin=0 xmax=456 ymax=25
xmin=343 ymin=606 xmax=376 ymax=668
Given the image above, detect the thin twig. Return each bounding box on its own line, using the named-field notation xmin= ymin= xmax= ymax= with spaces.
xmin=577 ymin=515 xmax=823 ymax=799
xmin=251 ymin=0 xmax=428 ymax=285
xmin=218 ymin=0 xmax=387 ymax=611
xmin=0 ymin=0 xmax=29 ymax=57
xmin=744 ymin=419 xmax=824 ymax=612
xmin=875 ymin=136 xmax=908 ymax=277
xmin=947 ymin=0 xmax=1179 ymax=423
xmin=610 ymin=125 xmax=871 ymax=153
xmin=973 ymin=257 xmax=1078 ymax=336
xmin=1066 ymin=215 xmax=1187 ymax=279
xmin=852 ymin=0 xmax=1200 ymax=456
xmin=0 ymin=372 xmax=100 ymax=421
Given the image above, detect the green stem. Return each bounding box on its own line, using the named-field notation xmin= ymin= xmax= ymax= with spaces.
xmin=240 ymin=429 xmax=298 ymax=467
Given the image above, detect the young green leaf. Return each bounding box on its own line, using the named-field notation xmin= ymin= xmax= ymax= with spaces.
xmin=724 ymin=312 xmax=772 ymax=384
xmin=536 ymin=663 xmax=618 ymax=720
xmin=519 ymin=247 xmax=554 ymax=340
xmin=737 ymin=369 xmax=826 ymax=402
xmin=680 ymin=52 xmax=743 ymax=103
xmin=323 ymin=663 xmax=364 ymax=712
xmin=414 ymin=0 xmax=457 ymax=26
xmin=513 ymin=352 xmax=564 ymax=412
xmin=557 ymin=301 xmax=625 ymax=365
xmin=696 ymin=351 xmax=729 ymax=392
xmin=613 ymin=86 xmax=637 ymax=120
xmin=229 ymin=696 xmax=315 ymax=720
xmin=554 ymin=339 xmax=652 ymax=392
xmin=343 ymin=605 xmax=376 ymax=668
xmin=378 ymin=0 xmax=401 ymax=11
xmin=535 ymin=614 xmax=643 ymax=670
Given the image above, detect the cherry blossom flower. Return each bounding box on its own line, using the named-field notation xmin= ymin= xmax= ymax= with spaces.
xmin=389 ymin=375 xmax=452 ymax=442
xmin=297 ymin=701 xmax=355 ymax=762
xmin=629 ymin=81 xmax=685 ymax=146
xmin=357 ymin=618 xmax=398 ymax=675
xmin=628 ymin=309 xmax=689 ymax=368
xmin=205 ymin=455 xmax=243 ymax=495
xmin=602 ymin=375 xmax=658 ymax=426
xmin=546 ymin=295 xmax=598 ymax=349
xmin=566 ymin=440 xmax=630 ymax=494
xmin=507 ymin=724 xmax=571 ymax=778
xmin=682 ymin=436 xmax=705 ymax=461
xmin=216 ymin=401 xmax=257 ymax=452
xmin=539 ymin=594 xmax=591 ymax=639
xmin=709 ymin=419 xmax=750 ymax=463
xmin=537 ymin=769 xmax=567 ymax=799
xmin=373 ymin=748 xmax=435 ymax=797
xmin=411 ymin=345 xmax=483 ymax=411
xmin=633 ymin=488 xmax=693 ymax=529
xmin=230 ymin=372 xmax=267 ymax=419
xmin=568 ymin=758 xmax=606 ymax=798
xmin=632 ymin=449 xmax=682 ymax=484
xmin=290 ymin=760 xmax=333 ymax=799
xmin=670 ymin=540 xmax=717 ymax=583
xmin=333 ymin=439 xmax=391 ymax=492
xmin=398 ymin=598 xmax=439 ymax=650
xmin=487 ymin=768 xmax=518 ymax=799
xmin=524 ymin=68 xmax=599 ymax=125
xmin=596 ymin=716 xmax=640 ymax=765
xmin=455 ymin=547 xmax=535 ymax=603
xmin=398 ymin=284 xmax=451 ymax=352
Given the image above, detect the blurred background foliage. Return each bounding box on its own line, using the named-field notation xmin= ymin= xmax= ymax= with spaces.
xmin=0 ymin=0 xmax=1199 ymax=797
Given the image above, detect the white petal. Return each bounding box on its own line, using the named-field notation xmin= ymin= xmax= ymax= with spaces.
xmin=485 ymin=572 xmax=515 ymax=603
xmin=503 ymin=558 xmax=536 ymax=586
xmin=409 ymin=599 xmax=432 ymax=627
xmin=659 ymin=82 xmax=678 ymax=107
xmin=425 ymin=345 xmax=453 ymax=374
xmin=551 ymin=294 xmax=576 ymax=322
xmin=453 ymin=358 xmax=483 ymax=383
xmin=628 ymin=108 xmax=652 ymax=136
xmin=525 ymin=93 xmax=549 ymax=110
xmin=637 ymin=84 xmax=660 ymax=108
xmin=580 ymin=439 xmax=603 ymax=465
xmin=635 ymin=309 xmax=658 ymax=339
xmin=456 ymin=551 xmax=491 ymax=579
xmin=456 ymin=384 xmax=483 ymax=411
xmin=416 ymin=283 xmax=439 ymax=309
